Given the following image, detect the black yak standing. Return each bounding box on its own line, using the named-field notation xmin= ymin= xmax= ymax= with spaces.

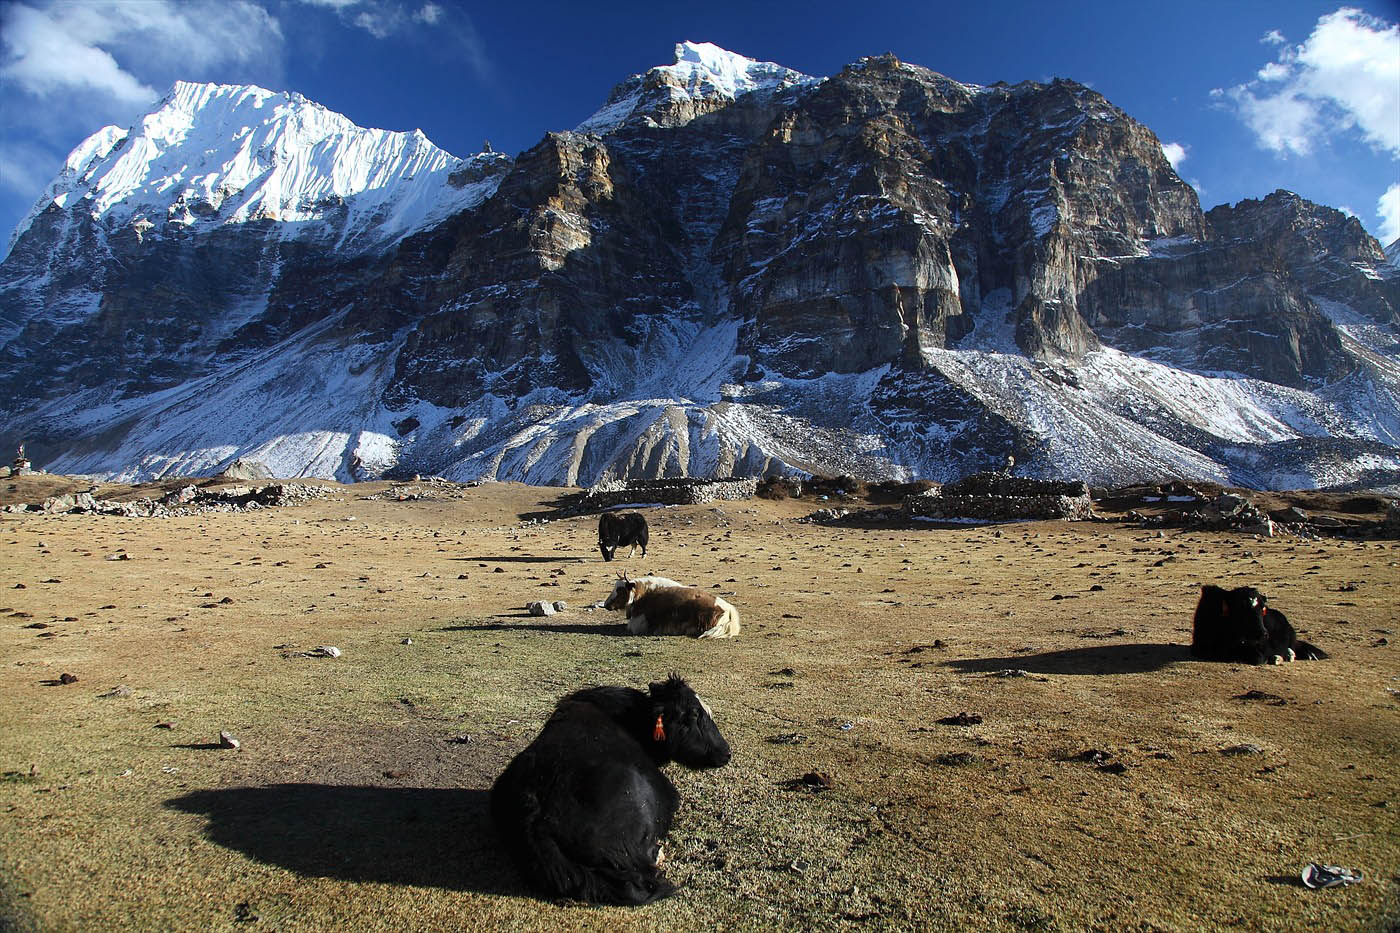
xmin=490 ymin=675 xmax=731 ymax=904
xmin=598 ymin=511 xmax=648 ymax=562
xmin=1191 ymin=584 xmax=1327 ymax=664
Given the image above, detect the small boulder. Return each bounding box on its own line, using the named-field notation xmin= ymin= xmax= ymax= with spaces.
xmin=1270 ymin=506 xmax=1309 ymax=524
xmin=1213 ymin=493 xmax=1250 ymax=515
xmin=527 ymin=601 xmax=556 ymax=617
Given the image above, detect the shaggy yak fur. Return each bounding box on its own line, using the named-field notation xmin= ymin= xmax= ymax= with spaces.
xmin=1190 ymin=584 xmax=1327 ymax=664
xmin=598 ymin=511 xmax=649 ymax=562
xmin=490 ymin=675 xmax=731 ymax=905
xmin=604 ymin=574 xmax=741 ymax=638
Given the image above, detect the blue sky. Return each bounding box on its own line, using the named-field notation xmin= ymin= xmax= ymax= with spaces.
xmin=1 ymin=0 xmax=1397 ymax=247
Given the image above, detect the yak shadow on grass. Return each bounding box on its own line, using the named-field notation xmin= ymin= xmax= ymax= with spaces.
xmin=945 ymin=643 xmax=1191 ymax=676
xmin=454 ymin=555 xmax=586 ymax=564
xmin=166 ymin=784 xmax=525 ymax=895
xmin=439 ymin=619 xmax=631 ymax=637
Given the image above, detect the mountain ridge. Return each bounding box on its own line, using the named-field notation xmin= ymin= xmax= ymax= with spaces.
xmin=2 ymin=45 xmax=1397 ymax=491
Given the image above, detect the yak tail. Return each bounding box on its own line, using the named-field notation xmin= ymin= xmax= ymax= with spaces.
xmin=1294 ymin=640 xmax=1328 ymax=661
xmin=699 ymin=599 xmax=741 ymax=639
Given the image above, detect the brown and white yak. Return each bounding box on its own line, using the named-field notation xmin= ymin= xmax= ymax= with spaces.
xmin=603 ymin=574 xmax=741 ymax=638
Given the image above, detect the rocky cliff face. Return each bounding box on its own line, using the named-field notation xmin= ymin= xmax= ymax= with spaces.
xmin=1 ymin=45 xmax=1397 ymax=490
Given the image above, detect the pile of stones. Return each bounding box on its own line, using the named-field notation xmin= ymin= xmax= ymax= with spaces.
xmin=1127 ymin=491 xmax=1277 ymax=536
xmin=3 ymin=483 xmax=333 ymax=518
xmin=360 ymin=477 xmax=481 ymax=501
xmin=1128 ymin=491 xmax=1399 ymax=538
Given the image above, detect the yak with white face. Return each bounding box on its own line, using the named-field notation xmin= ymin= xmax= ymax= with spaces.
xmin=604 ymin=574 xmax=740 ymax=639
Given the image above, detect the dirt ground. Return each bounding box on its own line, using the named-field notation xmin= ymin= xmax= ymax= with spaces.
xmin=1 ymin=477 xmax=1396 ymax=932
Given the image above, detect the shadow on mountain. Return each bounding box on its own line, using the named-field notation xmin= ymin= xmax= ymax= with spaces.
xmin=166 ymin=784 xmax=524 ymax=895
xmin=945 ymin=643 xmax=1190 ymax=675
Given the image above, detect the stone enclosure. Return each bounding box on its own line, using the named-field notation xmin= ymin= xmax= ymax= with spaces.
xmin=904 ymin=473 xmax=1095 ymax=522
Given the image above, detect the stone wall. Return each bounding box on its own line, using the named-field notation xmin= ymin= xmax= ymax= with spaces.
xmin=905 ymin=473 xmax=1094 ymax=522
xmin=4 ymin=483 xmax=331 ymax=517
xmin=583 ymin=477 xmax=759 ymax=508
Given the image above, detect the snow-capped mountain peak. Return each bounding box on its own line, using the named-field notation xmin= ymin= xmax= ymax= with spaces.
xmin=665 ymin=40 xmax=810 ymax=98
xmin=576 ymin=40 xmax=817 ymax=134
xmin=10 ymin=80 xmax=508 ymax=256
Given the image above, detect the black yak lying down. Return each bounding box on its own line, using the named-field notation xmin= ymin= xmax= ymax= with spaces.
xmin=490 ymin=675 xmax=731 ymax=905
xmin=1191 ymin=584 xmax=1327 ymax=664
xmin=598 ymin=511 xmax=649 ymax=562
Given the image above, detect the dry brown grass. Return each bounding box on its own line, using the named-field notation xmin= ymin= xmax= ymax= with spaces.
xmin=1 ymin=479 xmax=1397 ymax=931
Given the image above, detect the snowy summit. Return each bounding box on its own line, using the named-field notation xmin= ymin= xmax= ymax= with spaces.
xmin=10 ymin=81 xmax=507 ymax=256
xmin=576 ymin=41 xmax=818 ymax=134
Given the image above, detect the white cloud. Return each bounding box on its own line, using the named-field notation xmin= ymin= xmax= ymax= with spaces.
xmin=0 ymin=0 xmax=286 ymax=239
xmin=1 ymin=3 xmax=156 ymax=103
xmin=296 ymin=0 xmax=432 ymax=38
xmin=288 ymin=0 xmax=488 ymax=76
xmin=1379 ymin=183 xmax=1400 ymax=245
xmin=2 ymin=2 xmax=284 ymax=105
xmin=1261 ymin=29 xmax=1287 ymax=45
xmin=1218 ymin=7 xmax=1400 ymax=157
xmin=1161 ymin=141 xmax=1188 ymax=170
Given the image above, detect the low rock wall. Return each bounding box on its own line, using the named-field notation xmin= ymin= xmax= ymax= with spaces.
xmin=4 ymin=483 xmax=332 ymax=518
xmin=906 ymin=491 xmax=1094 ymax=522
xmin=583 ymin=477 xmax=759 ymax=508
xmin=904 ymin=473 xmax=1094 ymax=522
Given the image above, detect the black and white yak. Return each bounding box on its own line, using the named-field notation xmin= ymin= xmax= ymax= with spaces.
xmin=598 ymin=511 xmax=649 ymax=562
xmin=1191 ymin=584 xmax=1327 ymax=664
xmin=490 ymin=675 xmax=732 ymax=905
xmin=604 ymin=574 xmax=741 ymax=638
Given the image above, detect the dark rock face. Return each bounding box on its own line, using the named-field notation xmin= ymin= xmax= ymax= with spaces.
xmin=718 ymin=62 xmax=1207 ymax=375
xmin=1 ymin=51 xmax=1397 ymax=489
